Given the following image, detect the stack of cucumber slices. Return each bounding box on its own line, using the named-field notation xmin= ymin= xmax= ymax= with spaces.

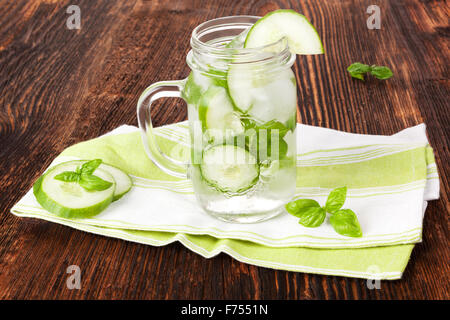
xmin=33 ymin=160 xmax=132 ymax=219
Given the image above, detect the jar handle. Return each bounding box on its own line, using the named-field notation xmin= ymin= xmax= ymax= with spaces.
xmin=137 ymin=80 xmax=188 ymax=178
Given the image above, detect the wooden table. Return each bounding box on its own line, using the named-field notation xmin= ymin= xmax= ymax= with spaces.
xmin=0 ymin=0 xmax=448 ymax=300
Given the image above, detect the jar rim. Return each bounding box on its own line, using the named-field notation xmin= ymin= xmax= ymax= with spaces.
xmin=189 ymin=15 xmax=293 ymax=64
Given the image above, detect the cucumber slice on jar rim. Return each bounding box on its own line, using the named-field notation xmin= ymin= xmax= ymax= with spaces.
xmin=33 ymin=162 xmax=116 ymax=219
xmin=226 ymin=9 xmax=324 ymax=125
xmin=244 ymin=9 xmax=324 ymax=54
xmin=200 ymin=145 xmax=259 ymax=194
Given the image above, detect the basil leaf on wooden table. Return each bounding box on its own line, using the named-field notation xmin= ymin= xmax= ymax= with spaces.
xmin=347 ymin=62 xmax=393 ymax=81
xmin=347 ymin=62 xmax=371 ymax=80
xmin=369 ymin=65 xmax=393 ymax=79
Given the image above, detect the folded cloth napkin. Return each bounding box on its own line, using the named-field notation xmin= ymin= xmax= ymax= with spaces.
xmin=11 ymin=122 xmax=439 ymax=279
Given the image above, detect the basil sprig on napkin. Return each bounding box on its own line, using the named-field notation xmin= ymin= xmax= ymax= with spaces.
xmin=54 ymin=159 xmax=113 ymax=191
xmin=285 ymin=187 xmax=362 ymax=237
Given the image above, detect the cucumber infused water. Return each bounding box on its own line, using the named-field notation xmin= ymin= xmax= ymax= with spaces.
xmin=137 ymin=12 xmax=323 ymax=222
xmin=183 ymin=46 xmax=297 ymax=222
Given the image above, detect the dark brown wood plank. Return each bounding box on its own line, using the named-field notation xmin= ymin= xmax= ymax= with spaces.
xmin=0 ymin=0 xmax=448 ymax=300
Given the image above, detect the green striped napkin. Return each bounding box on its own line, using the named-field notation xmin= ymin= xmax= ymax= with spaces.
xmin=11 ymin=122 xmax=439 ymax=279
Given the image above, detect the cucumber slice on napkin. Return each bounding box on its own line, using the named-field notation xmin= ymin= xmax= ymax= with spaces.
xmin=98 ymin=163 xmax=132 ymax=201
xmin=48 ymin=160 xmax=132 ymax=201
xmin=33 ymin=161 xmax=116 ymax=219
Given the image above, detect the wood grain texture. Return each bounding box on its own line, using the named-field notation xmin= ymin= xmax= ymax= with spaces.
xmin=0 ymin=0 xmax=448 ymax=300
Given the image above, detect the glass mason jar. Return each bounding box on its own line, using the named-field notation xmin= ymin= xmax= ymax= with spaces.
xmin=137 ymin=16 xmax=297 ymax=223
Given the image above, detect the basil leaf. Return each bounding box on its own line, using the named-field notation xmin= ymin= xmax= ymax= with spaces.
xmin=78 ymin=174 xmax=112 ymax=191
xmin=297 ymin=206 xmax=326 ymax=228
xmin=347 ymin=62 xmax=370 ymax=74
xmin=285 ymin=199 xmax=320 ymax=217
xmin=258 ymin=120 xmax=289 ymax=138
xmin=241 ymin=117 xmax=257 ymax=130
xmin=253 ymin=120 xmax=290 ymax=162
xmin=182 ymin=72 xmax=203 ymax=105
xmin=286 ymin=114 xmax=297 ymax=132
xmin=54 ymin=171 xmax=79 ymax=182
xmin=349 ymin=71 xmax=365 ymax=81
xmin=80 ymin=159 xmax=102 ymax=176
xmin=325 ymin=186 xmax=347 ymax=213
xmin=347 ymin=62 xmax=370 ymax=80
xmin=370 ymin=65 xmax=393 ymax=79
xmin=204 ymin=67 xmax=228 ymax=89
xmin=347 ymin=63 xmax=393 ymax=81
xmin=329 ymin=209 xmax=362 ymax=237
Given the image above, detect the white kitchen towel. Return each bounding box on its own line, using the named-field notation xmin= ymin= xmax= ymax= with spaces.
xmin=11 ymin=122 xmax=440 ymax=249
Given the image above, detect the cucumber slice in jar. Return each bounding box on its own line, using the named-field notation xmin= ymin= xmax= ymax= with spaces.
xmin=244 ymin=9 xmax=324 ymax=54
xmin=33 ymin=162 xmax=116 ymax=219
xmin=227 ymin=64 xmax=297 ymax=124
xmin=199 ymin=86 xmax=244 ymax=143
xmin=200 ymin=145 xmax=259 ymax=194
